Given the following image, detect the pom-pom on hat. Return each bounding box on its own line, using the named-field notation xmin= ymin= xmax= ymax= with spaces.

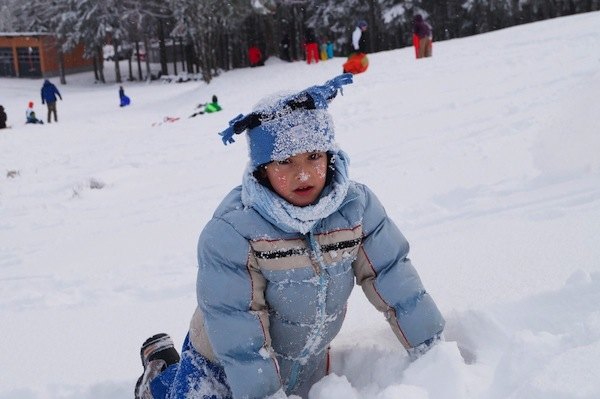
xmin=219 ymin=73 xmax=353 ymax=170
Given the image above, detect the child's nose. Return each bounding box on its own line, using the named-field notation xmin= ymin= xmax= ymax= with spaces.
xmin=297 ymin=169 xmax=310 ymax=182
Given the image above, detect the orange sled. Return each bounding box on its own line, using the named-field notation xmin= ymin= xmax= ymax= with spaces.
xmin=342 ymin=52 xmax=369 ymax=74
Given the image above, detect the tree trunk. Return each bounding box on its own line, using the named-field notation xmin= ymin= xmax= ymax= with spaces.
xmin=172 ymin=39 xmax=178 ymax=76
xmin=158 ymin=19 xmax=168 ymax=75
xmin=96 ymin=47 xmax=106 ymax=83
xmin=128 ymin=57 xmax=134 ymax=81
xmin=179 ymin=38 xmax=185 ymax=72
xmin=135 ymin=41 xmax=143 ymax=81
xmin=92 ymin=56 xmax=99 ymax=81
xmin=113 ymin=42 xmax=122 ymax=83
xmin=58 ymin=48 xmax=66 ymax=84
xmin=143 ymin=37 xmax=151 ymax=81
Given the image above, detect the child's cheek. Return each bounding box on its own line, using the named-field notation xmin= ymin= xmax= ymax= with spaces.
xmin=276 ymin=175 xmax=288 ymax=185
xmin=315 ymin=164 xmax=327 ymax=178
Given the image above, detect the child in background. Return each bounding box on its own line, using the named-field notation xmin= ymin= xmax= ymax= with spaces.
xmin=189 ymin=95 xmax=222 ymax=118
xmin=119 ymin=86 xmax=131 ymax=107
xmin=135 ymin=74 xmax=445 ymax=399
xmin=25 ymin=101 xmax=43 ymax=124
xmin=326 ymin=37 xmax=334 ymax=59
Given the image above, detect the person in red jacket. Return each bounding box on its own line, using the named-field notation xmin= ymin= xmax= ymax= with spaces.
xmin=248 ymin=45 xmax=264 ymax=67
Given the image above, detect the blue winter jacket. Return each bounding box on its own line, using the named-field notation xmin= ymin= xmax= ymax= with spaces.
xmin=191 ymin=151 xmax=445 ymax=398
xmin=40 ymin=80 xmax=62 ymax=104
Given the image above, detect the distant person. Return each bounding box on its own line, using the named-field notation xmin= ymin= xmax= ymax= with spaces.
xmin=279 ymin=34 xmax=291 ymax=62
xmin=413 ymin=14 xmax=433 ymax=59
xmin=25 ymin=101 xmax=43 ymax=124
xmin=119 ymin=86 xmax=131 ymax=107
xmin=248 ymin=45 xmax=264 ymax=67
xmin=40 ymin=79 xmax=62 ymax=123
xmin=352 ymin=19 xmax=369 ymax=54
xmin=0 ymin=105 xmax=7 ymax=129
xmin=189 ymin=95 xmax=222 ymax=118
xmin=343 ymin=20 xmax=369 ymax=74
xmin=326 ymin=37 xmax=334 ymax=59
xmin=304 ymin=28 xmax=319 ymax=64
xmin=320 ymin=39 xmax=328 ymax=61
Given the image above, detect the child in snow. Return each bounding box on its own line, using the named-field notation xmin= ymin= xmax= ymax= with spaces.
xmin=119 ymin=86 xmax=131 ymax=107
xmin=135 ymin=74 xmax=445 ymax=399
xmin=0 ymin=105 xmax=7 ymax=129
xmin=25 ymin=101 xmax=43 ymax=124
xmin=189 ymin=95 xmax=222 ymax=118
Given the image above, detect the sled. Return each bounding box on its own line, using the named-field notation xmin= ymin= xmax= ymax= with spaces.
xmin=342 ymin=53 xmax=369 ymax=75
xmin=151 ymin=116 xmax=180 ymax=127
xmin=120 ymin=95 xmax=131 ymax=107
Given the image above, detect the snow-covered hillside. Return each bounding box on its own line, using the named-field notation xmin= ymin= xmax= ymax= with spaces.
xmin=1 ymin=11 xmax=600 ymax=399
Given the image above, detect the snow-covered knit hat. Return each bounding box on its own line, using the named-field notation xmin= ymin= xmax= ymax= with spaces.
xmin=219 ymin=74 xmax=353 ymax=170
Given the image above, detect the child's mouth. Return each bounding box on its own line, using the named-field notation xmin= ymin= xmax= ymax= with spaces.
xmin=294 ymin=186 xmax=314 ymax=196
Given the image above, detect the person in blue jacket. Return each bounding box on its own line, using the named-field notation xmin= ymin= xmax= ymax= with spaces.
xmin=40 ymin=79 xmax=62 ymax=123
xmin=134 ymin=74 xmax=445 ymax=399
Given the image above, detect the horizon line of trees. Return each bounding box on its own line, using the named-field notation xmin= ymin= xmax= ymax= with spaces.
xmin=1 ymin=0 xmax=598 ymax=84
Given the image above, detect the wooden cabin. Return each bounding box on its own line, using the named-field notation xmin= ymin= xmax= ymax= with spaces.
xmin=0 ymin=32 xmax=93 ymax=78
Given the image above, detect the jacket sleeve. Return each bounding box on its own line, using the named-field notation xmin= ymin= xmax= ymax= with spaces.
xmin=197 ymin=216 xmax=282 ymax=399
xmin=352 ymin=184 xmax=445 ymax=349
xmin=352 ymin=28 xmax=361 ymax=51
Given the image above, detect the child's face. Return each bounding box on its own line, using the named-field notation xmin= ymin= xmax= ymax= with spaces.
xmin=264 ymin=151 xmax=328 ymax=207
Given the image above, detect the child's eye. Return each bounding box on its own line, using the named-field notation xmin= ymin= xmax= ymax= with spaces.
xmin=308 ymin=152 xmax=323 ymax=160
xmin=276 ymin=159 xmax=291 ymax=165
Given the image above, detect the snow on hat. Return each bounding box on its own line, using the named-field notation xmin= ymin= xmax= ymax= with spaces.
xmin=219 ymin=73 xmax=353 ymax=170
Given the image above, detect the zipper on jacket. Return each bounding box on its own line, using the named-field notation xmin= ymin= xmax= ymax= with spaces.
xmin=306 ymin=231 xmax=322 ymax=276
xmin=287 ymin=231 xmax=329 ymax=392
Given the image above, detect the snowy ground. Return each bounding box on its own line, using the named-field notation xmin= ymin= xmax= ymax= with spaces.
xmin=1 ymin=11 xmax=600 ymax=399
